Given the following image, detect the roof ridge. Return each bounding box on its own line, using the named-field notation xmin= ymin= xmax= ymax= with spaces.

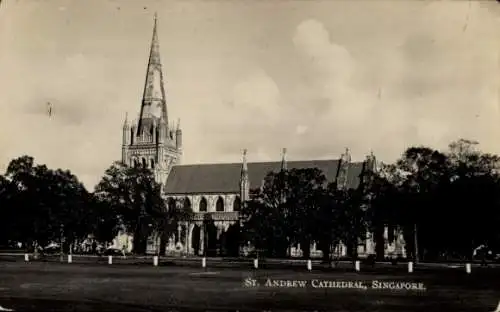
xmin=172 ymin=158 xmax=367 ymax=167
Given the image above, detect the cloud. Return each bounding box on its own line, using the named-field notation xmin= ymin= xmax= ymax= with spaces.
xmin=216 ymin=3 xmax=498 ymax=165
xmin=1 ymin=1 xmax=498 ymax=189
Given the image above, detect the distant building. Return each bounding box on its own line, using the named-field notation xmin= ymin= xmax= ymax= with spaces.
xmin=118 ymin=15 xmax=405 ymax=258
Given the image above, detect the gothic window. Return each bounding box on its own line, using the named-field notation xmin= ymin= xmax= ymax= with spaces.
xmin=199 ymin=197 xmax=207 ymax=212
xmin=130 ymin=128 xmax=135 ymax=145
xmin=133 ymin=158 xmax=139 ymax=168
xmin=150 ymin=159 xmax=155 ymax=168
xmin=216 ymin=197 xmax=224 ymax=212
xmin=142 ymin=158 xmax=147 ymax=168
xmin=233 ymin=196 xmax=241 ymax=212
xmin=183 ymin=197 xmax=191 ymax=211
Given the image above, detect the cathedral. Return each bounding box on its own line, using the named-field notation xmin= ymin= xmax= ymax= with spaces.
xmin=117 ymin=15 xmax=406 ymax=258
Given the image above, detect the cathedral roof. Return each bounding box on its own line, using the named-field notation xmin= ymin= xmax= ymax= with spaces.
xmin=164 ymin=159 xmax=365 ymax=195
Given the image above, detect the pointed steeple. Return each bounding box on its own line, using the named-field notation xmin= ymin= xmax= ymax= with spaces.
xmin=123 ymin=112 xmax=129 ymax=129
xmin=240 ymin=149 xmax=249 ymax=201
xmin=138 ymin=12 xmax=168 ymax=134
xmin=281 ymin=148 xmax=287 ymax=171
xmin=342 ymin=147 xmax=351 ymax=163
xmin=176 ymin=118 xmax=181 ymax=131
xmin=241 ymin=149 xmax=248 ymax=174
xmin=279 ymin=148 xmax=287 ymax=205
xmin=337 ymin=147 xmax=351 ymax=190
xmin=365 ymin=150 xmax=377 ymax=172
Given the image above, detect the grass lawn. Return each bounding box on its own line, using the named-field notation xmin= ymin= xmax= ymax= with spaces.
xmin=0 ymin=261 xmax=499 ymax=311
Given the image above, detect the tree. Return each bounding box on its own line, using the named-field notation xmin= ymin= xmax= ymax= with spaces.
xmin=313 ymin=183 xmax=347 ymax=263
xmin=86 ymin=195 xmax=121 ymax=246
xmin=94 ymin=162 xmax=192 ymax=255
xmin=241 ymin=170 xmax=291 ymax=258
xmin=94 ymin=162 xmax=165 ymax=254
xmin=157 ymin=197 xmax=193 ymax=255
xmin=441 ymin=139 xmax=500 ymax=259
xmin=286 ymin=168 xmax=328 ymax=259
xmin=0 ymin=174 xmax=15 ymax=246
xmin=394 ymin=146 xmax=449 ymax=261
xmin=241 ymin=168 xmax=330 ymax=258
xmin=1 ymin=155 xmax=92 ymax=252
xmin=374 ymin=139 xmax=500 ymax=262
xmin=364 ymin=164 xmax=405 ymax=260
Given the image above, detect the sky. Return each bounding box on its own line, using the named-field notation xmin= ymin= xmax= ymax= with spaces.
xmin=0 ymin=0 xmax=499 ymax=190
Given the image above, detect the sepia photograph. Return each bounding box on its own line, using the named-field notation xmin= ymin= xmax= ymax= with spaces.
xmin=0 ymin=0 xmax=500 ymax=311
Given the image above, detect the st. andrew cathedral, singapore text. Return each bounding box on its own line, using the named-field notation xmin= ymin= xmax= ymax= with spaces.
xmin=243 ymin=278 xmax=427 ymax=291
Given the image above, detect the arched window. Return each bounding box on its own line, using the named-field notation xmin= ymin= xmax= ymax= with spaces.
xmin=150 ymin=159 xmax=155 ymax=169
xmin=167 ymin=198 xmax=176 ymax=211
xmin=233 ymin=196 xmax=241 ymax=212
xmin=216 ymin=197 xmax=224 ymax=212
xmin=133 ymin=158 xmax=139 ymax=168
xmin=199 ymin=197 xmax=207 ymax=212
xmin=183 ymin=197 xmax=191 ymax=211
xmin=130 ymin=128 xmax=135 ymax=145
xmin=142 ymin=158 xmax=147 ymax=168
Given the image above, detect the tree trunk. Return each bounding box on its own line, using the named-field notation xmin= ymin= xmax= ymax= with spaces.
xmin=158 ymin=231 xmax=168 ymax=256
xmin=132 ymin=227 xmax=147 ymax=255
xmin=301 ymin=239 xmax=311 ymax=259
xmin=319 ymin=239 xmax=331 ymax=263
xmin=374 ymin=225 xmax=385 ymax=261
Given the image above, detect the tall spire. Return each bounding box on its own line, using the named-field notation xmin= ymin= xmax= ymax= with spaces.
xmin=281 ymin=148 xmax=287 ymax=171
xmin=123 ymin=112 xmax=129 ymax=129
xmin=242 ymin=149 xmax=248 ymax=173
xmin=240 ymin=149 xmax=249 ymax=202
xmin=137 ymin=12 xmax=168 ymax=133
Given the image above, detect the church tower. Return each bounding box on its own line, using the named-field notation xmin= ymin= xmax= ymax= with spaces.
xmin=122 ymin=13 xmax=182 ymax=186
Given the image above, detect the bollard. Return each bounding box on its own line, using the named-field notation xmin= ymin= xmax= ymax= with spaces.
xmin=153 ymin=256 xmax=158 ymax=267
xmin=465 ymin=263 xmax=471 ymax=274
xmin=253 ymin=258 xmax=258 ymax=269
xmin=408 ymin=261 xmax=413 ymax=273
xmin=307 ymin=260 xmax=312 ymax=271
xmin=24 ymin=254 xmax=29 ymax=262
xmin=68 ymin=255 xmax=72 ymax=264
xmin=355 ymin=260 xmax=360 ymax=272
xmin=202 ymin=257 xmax=206 ymax=268
xmin=108 ymin=255 xmax=113 ymax=265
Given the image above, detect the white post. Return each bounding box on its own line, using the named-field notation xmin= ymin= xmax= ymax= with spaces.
xmin=355 ymin=260 xmax=360 ymax=272
xmin=153 ymin=256 xmax=158 ymax=267
xmin=307 ymin=260 xmax=312 ymax=271
xmin=202 ymin=257 xmax=206 ymax=268
xmin=465 ymin=263 xmax=471 ymax=274
xmin=408 ymin=261 xmax=413 ymax=273
xmin=68 ymin=255 xmax=72 ymax=264
xmin=253 ymin=258 xmax=258 ymax=269
xmin=108 ymin=255 xmax=113 ymax=265
xmin=24 ymin=254 xmax=29 ymax=262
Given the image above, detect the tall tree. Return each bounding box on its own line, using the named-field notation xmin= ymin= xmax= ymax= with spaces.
xmin=2 ymin=156 xmax=91 ymax=252
xmin=287 ymin=168 xmax=327 ymax=259
xmin=395 ymin=146 xmax=449 ymax=261
xmin=86 ymin=195 xmax=121 ymax=246
xmin=364 ymin=164 xmax=403 ymax=260
xmin=94 ymin=162 xmax=166 ymax=254
xmin=241 ymin=170 xmax=291 ymax=258
xmin=442 ymin=139 xmax=500 ymax=259
xmin=0 ymin=174 xmax=14 ymax=246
